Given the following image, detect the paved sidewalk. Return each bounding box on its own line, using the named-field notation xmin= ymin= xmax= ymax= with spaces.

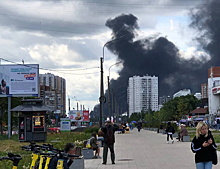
xmin=84 ymin=128 xmax=219 ymax=169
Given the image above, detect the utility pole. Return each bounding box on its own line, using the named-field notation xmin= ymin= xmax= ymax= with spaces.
xmin=99 ymin=57 xmax=105 ymax=127
xmin=107 ymin=76 xmax=111 ymax=120
xmin=68 ymin=98 xmax=70 ymax=112
xmin=108 ymin=61 xmax=122 ymax=122
xmin=99 ymin=35 xmax=125 ymax=128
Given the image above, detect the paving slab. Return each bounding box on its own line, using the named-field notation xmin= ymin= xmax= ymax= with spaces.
xmin=84 ymin=128 xmax=220 ymax=169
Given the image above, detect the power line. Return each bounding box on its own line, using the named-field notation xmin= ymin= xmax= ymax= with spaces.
xmin=0 ymin=58 xmax=99 ymax=75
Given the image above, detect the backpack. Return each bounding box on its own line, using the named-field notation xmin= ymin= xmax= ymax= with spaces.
xmin=106 ymin=125 xmax=114 ymax=144
xmin=86 ymin=138 xmax=91 ymax=148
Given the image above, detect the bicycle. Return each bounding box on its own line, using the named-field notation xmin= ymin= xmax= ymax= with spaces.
xmin=0 ymin=153 xmax=22 ymax=169
xmin=49 ymin=151 xmax=79 ymax=169
xmin=22 ymin=142 xmax=80 ymax=169
xmin=22 ymin=142 xmax=56 ymax=169
xmin=0 ymin=142 xmax=80 ymax=169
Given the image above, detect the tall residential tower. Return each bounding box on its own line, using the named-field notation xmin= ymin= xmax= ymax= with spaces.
xmin=127 ymin=75 xmax=158 ymax=116
xmin=39 ymin=73 xmax=66 ymax=115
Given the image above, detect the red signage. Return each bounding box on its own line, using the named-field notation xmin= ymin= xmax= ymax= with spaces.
xmin=83 ymin=110 xmax=89 ymax=121
xmin=212 ymin=87 xmax=220 ymax=94
xmin=69 ymin=110 xmax=90 ymax=122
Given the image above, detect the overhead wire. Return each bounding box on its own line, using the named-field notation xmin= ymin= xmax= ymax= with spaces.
xmin=0 ymin=58 xmax=100 ymax=75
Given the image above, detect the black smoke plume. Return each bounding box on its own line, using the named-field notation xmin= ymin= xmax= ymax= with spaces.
xmin=190 ymin=0 xmax=220 ymax=66
xmin=95 ymin=0 xmax=218 ymax=117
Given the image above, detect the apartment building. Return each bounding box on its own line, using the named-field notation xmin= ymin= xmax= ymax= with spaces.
xmin=127 ymin=75 xmax=158 ymax=116
xmin=201 ymin=83 xmax=208 ymax=99
xmin=39 ymin=73 xmax=66 ymax=114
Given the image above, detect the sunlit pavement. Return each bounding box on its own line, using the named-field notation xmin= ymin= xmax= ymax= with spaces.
xmin=84 ymin=128 xmax=220 ymax=169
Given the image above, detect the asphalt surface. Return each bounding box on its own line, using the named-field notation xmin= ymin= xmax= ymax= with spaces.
xmin=83 ymin=128 xmax=220 ymax=169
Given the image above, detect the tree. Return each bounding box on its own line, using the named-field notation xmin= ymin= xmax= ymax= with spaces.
xmin=176 ymin=95 xmax=200 ymax=119
xmin=159 ymin=99 xmax=178 ymax=121
xmin=129 ymin=113 xmax=140 ymax=122
xmin=159 ymin=95 xmax=200 ymax=122
xmin=0 ymin=97 xmax=23 ymax=134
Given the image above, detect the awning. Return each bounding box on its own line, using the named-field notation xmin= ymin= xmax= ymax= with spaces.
xmin=194 ymin=118 xmax=204 ymax=121
xmin=11 ymin=105 xmax=52 ymax=112
xmin=179 ymin=119 xmax=187 ymax=122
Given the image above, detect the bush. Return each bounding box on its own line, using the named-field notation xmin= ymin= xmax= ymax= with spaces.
xmin=84 ymin=127 xmax=99 ymax=134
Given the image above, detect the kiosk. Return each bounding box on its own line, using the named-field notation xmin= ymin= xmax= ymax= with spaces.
xmin=11 ymin=99 xmax=52 ymax=142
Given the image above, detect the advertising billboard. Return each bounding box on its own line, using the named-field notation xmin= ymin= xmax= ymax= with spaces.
xmin=69 ymin=110 xmax=90 ymax=122
xmin=0 ymin=64 xmax=39 ymax=96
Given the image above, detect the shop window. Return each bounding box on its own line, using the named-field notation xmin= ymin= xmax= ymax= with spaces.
xmin=33 ymin=115 xmax=45 ymax=132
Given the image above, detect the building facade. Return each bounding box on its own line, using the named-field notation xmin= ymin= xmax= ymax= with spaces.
xmin=173 ymin=89 xmax=191 ymax=98
xmin=39 ymin=73 xmax=66 ymax=115
xmin=208 ymin=67 xmax=220 ymax=116
xmin=201 ymin=83 xmax=208 ymax=99
xmin=158 ymin=95 xmax=171 ymax=110
xmin=127 ymin=75 xmax=158 ymax=116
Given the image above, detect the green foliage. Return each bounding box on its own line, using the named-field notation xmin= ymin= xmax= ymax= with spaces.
xmin=140 ymin=95 xmax=200 ymax=128
xmin=171 ymin=122 xmax=179 ymax=132
xmin=159 ymin=95 xmax=200 ymax=122
xmin=129 ymin=113 xmax=141 ymax=122
xmin=0 ymin=131 xmax=92 ymax=169
xmin=0 ymin=97 xmax=23 ymax=132
xmin=143 ymin=111 xmax=161 ymax=128
xmin=84 ymin=127 xmax=99 ymax=134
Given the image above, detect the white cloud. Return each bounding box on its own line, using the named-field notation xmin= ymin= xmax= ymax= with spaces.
xmin=179 ymin=47 xmax=211 ymax=62
xmin=0 ymin=0 xmax=205 ymax=111
xmin=27 ymin=44 xmax=83 ymax=66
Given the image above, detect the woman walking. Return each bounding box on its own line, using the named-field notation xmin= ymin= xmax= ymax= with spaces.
xmin=191 ymin=121 xmax=217 ymax=169
xmin=165 ymin=122 xmax=175 ymax=144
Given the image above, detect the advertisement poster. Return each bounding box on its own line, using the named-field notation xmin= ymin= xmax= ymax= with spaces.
xmin=69 ymin=110 xmax=90 ymax=122
xmin=0 ymin=64 xmax=39 ymax=96
xmin=60 ymin=118 xmax=71 ymax=132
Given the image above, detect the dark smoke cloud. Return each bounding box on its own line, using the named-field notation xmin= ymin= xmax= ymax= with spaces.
xmin=190 ymin=0 xmax=220 ymax=66
xmin=99 ymin=11 xmax=213 ymax=116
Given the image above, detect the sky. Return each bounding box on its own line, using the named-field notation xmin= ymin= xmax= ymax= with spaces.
xmin=0 ymin=0 xmax=206 ymax=112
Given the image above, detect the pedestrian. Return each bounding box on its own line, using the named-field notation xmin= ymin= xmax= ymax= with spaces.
xmin=101 ymin=120 xmax=119 ymax=165
xmin=179 ymin=124 xmax=188 ymax=142
xmin=90 ymin=132 xmax=101 ymax=158
xmin=191 ymin=121 xmax=217 ymax=169
xmin=48 ymin=143 xmax=76 ymax=169
xmin=216 ymin=119 xmax=220 ymax=130
xmin=165 ymin=122 xmax=175 ymax=144
xmin=129 ymin=122 xmax=133 ymax=130
xmin=137 ymin=122 xmax=142 ymax=132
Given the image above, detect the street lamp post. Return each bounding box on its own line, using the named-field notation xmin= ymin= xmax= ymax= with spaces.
xmin=107 ymin=61 xmax=123 ymax=121
xmin=99 ymin=36 xmax=125 ymax=128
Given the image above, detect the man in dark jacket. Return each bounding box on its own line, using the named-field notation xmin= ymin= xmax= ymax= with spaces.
xmin=101 ymin=120 xmax=119 ymax=165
